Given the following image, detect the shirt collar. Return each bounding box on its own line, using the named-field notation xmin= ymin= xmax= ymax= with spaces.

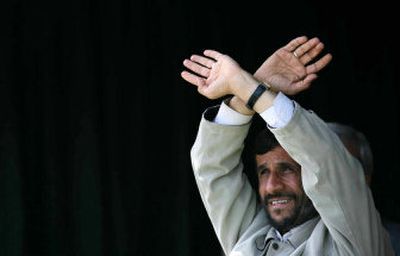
xmin=264 ymin=216 xmax=321 ymax=248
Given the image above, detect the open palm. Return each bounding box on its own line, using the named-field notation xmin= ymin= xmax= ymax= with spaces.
xmin=255 ymin=36 xmax=332 ymax=95
xmin=181 ymin=50 xmax=244 ymax=99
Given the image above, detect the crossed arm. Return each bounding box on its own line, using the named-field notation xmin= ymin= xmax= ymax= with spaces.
xmin=181 ymin=36 xmax=332 ymax=111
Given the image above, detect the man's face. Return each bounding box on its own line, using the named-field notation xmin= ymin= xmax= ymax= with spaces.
xmin=256 ymin=146 xmax=317 ymax=233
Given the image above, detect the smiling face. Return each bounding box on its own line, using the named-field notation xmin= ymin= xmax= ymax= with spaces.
xmin=256 ymin=146 xmax=318 ymax=234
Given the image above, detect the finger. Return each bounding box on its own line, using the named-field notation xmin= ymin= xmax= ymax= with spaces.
xmin=183 ymin=59 xmax=210 ymax=78
xmin=292 ymin=37 xmax=320 ymax=59
xmin=181 ymin=71 xmax=206 ymax=87
xmin=299 ymin=42 xmax=325 ymax=65
xmin=283 ymin=36 xmax=308 ymax=52
xmin=302 ymin=73 xmax=318 ymax=86
xmin=305 ymin=53 xmax=332 ymax=74
xmin=289 ymin=74 xmax=317 ymax=95
xmin=203 ymin=49 xmax=223 ymax=60
xmin=190 ymin=54 xmax=215 ymax=68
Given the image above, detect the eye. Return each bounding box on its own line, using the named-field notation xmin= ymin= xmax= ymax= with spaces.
xmin=279 ymin=164 xmax=298 ymax=175
xmin=258 ymin=168 xmax=269 ymax=176
xmin=282 ymin=167 xmax=294 ymax=173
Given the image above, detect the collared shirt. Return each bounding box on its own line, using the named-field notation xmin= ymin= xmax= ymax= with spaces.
xmin=258 ymin=217 xmax=320 ymax=255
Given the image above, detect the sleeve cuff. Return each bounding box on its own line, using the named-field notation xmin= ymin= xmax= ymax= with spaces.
xmin=259 ymin=92 xmax=294 ymax=128
xmin=214 ymin=99 xmax=253 ymax=125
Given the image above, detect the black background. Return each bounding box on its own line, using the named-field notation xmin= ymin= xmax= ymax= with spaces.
xmin=0 ymin=0 xmax=398 ymax=255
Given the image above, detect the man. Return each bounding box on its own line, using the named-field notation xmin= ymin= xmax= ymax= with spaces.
xmin=326 ymin=123 xmax=374 ymax=186
xmin=181 ymin=36 xmax=394 ymax=255
xmin=327 ymin=122 xmax=400 ymax=255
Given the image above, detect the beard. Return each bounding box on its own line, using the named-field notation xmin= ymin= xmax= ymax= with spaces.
xmin=262 ymin=192 xmax=318 ymax=234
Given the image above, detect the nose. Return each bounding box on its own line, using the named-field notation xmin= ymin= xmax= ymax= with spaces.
xmin=265 ymin=171 xmax=284 ymax=194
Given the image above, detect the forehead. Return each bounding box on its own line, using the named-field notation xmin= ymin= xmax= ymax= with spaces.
xmin=255 ymin=146 xmax=297 ymax=165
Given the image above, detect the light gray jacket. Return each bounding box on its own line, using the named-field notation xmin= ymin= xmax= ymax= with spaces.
xmin=191 ymin=104 xmax=394 ymax=256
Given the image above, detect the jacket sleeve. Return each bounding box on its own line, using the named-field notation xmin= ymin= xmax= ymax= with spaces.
xmin=271 ymin=103 xmax=394 ymax=256
xmin=190 ymin=106 xmax=258 ymax=254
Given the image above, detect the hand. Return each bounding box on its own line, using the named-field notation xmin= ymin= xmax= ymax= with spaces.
xmin=181 ymin=50 xmax=250 ymax=99
xmin=254 ymin=36 xmax=332 ymax=95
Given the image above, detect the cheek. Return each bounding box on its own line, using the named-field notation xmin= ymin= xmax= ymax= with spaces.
xmin=257 ymin=177 xmax=267 ymax=194
xmin=257 ymin=179 xmax=263 ymax=193
xmin=258 ymin=175 xmax=269 ymax=185
xmin=282 ymin=175 xmax=302 ymax=191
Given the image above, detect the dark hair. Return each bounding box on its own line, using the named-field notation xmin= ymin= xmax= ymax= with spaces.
xmin=240 ymin=125 xmax=282 ymax=189
xmin=252 ymin=127 xmax=280 ymax=155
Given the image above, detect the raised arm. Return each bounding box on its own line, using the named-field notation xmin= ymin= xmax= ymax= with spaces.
xmin=182 ymin=36 xmax=332 ymax=114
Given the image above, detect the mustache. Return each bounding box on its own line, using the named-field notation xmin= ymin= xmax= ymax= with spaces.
xmin=263 ymin=192 xmax=297 ymax=203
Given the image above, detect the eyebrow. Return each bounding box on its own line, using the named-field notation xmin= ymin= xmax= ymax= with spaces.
xmin=256 ymin=162 xmax=300 ymax=174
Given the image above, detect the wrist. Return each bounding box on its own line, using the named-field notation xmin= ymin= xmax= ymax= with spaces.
xmin=246 ymin=84 xmax=270 ymax=110
xmin=250 ymin=84 xmax=277 ymax=113
xmin=253 ymin=72 xmax=274 ymax=92
xmin=230 ymin=71 xmax=277 ymax=113
xmin=230 ymin=70 xmax=258 ymax=96
xmin=227 ymin=96 xmax=255 ymax=116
